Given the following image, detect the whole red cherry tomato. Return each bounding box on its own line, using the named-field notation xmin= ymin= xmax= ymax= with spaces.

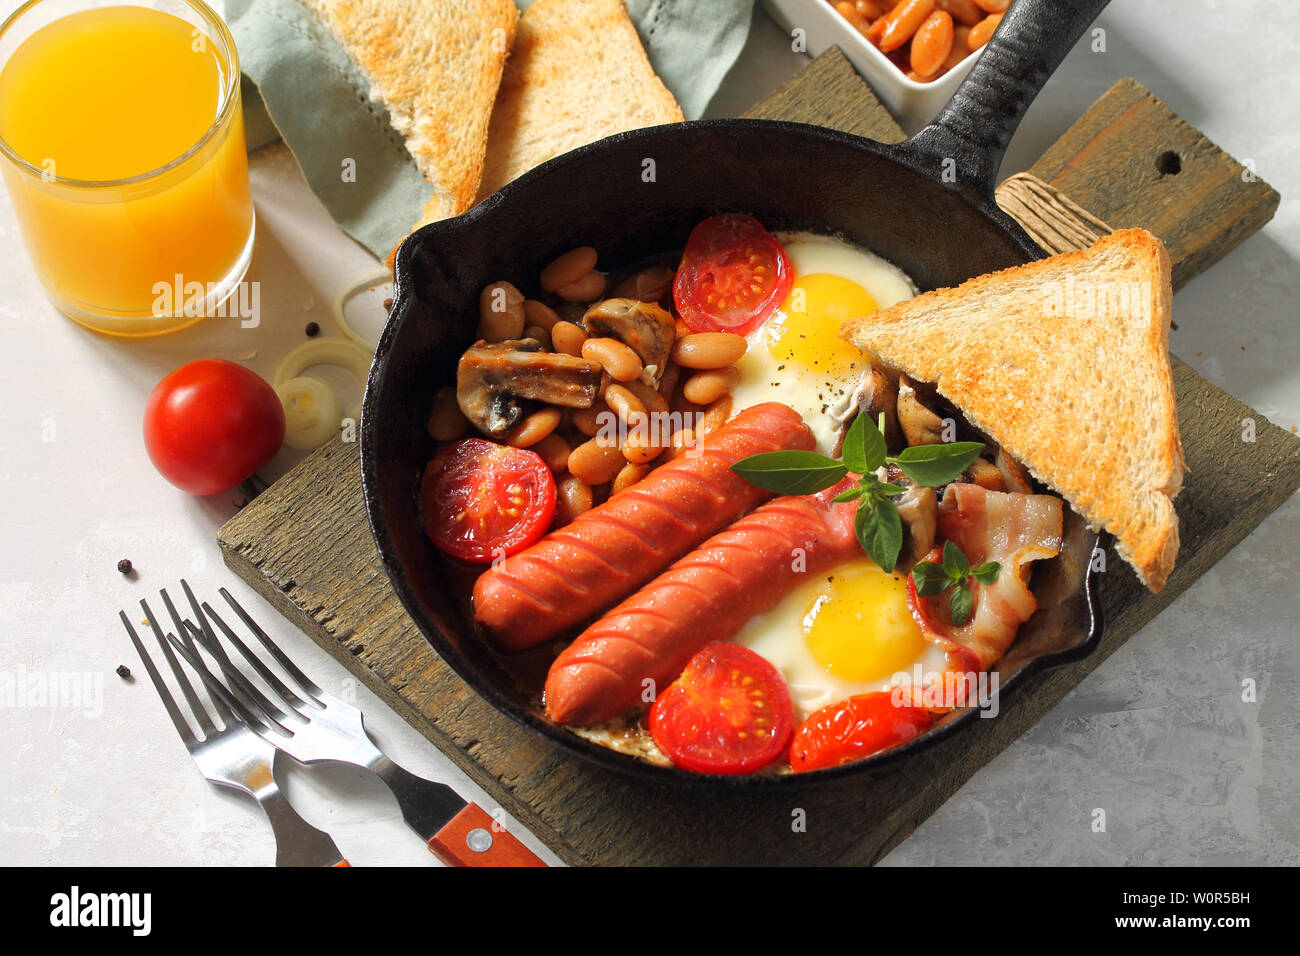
xmin=143 ymin=359 xmax=285 ymax=495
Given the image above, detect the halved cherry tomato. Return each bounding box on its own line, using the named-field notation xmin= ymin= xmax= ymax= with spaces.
xmin=673 ymin=214 xmax=793 ymax=335
xmin=789 ymin=691 xmax=933 ymax=773
xmin=420 ymin=438 xmax=556 ymax=563
xmin=648 ymin=643 xmax=794 ymax=775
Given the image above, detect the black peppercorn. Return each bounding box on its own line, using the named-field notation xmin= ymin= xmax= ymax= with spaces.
xmin=305 ymin=321 xmax=320 ymax=337
xmin=116 ymin=664 xmax=132 ymax=680
xmin=116 ymin=559 xmax=133 ymax=575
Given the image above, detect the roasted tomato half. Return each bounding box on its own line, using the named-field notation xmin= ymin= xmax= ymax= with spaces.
xmin=673 ymin=214 xmax=793 ymax=335
xmin=790 ymin=691 xmax=933 ymax=773
xmin=649 ymin=643 xmax=794 ymax=775
xmin=420 ymin=438 xmax=556 ymax=563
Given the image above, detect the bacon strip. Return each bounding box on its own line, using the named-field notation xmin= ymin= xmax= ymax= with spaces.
xmin=921 ymin=483 xmax=1064 ymax=672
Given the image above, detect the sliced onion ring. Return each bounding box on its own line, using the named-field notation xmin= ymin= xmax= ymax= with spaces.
xmin=276 ymin=376 xmax=343 ymax=451
xmin=273 ymin=338 xmax=373 ymax=448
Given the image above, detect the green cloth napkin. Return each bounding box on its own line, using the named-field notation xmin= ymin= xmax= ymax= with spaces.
xmin=222 ymin=0 xmax=754 ymax=259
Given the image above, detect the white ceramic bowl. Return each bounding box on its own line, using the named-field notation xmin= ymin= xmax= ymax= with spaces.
xmin=762 ymin=0 xmax=989 ymax=134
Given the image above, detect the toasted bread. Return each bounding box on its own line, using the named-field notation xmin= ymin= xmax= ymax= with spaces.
xmin=841 ymin=229 xmax=1184 ymax=592
xmin=305 ymin=0 xmax=518 ymax=226
xmin=474 ymin=0 xmax=684 ymax=202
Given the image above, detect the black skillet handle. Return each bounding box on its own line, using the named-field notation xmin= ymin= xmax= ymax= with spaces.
xmin=900 ymin=0 xmax=1111 ymax=199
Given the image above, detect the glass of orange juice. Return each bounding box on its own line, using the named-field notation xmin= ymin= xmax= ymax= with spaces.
xmin=0 ymin=0 xmax=254 ymax=336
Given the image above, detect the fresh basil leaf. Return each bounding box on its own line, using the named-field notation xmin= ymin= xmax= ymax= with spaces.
xmin=832 ymin=487 xmax=865 ymax=503
xmin=949 ymin=582 xmax=974 ymax=627
xmin=910 ymin=561 xmax=950 ymax=598
xmin=942 ymin=539 xmax=970 ymax=578
xmin=731 ymin=452 xmax=847 ymax=495
xmin=875 ymin=482 xmax=906 ymax=497
xmin=889 ymin=441 xmax=984 ymax=487
xmin=842 ymin=411 xmax=886 ymax=475
xmin=855 ymin=499 xmax=902 ymax=573
xmin=971 ymin=561 xmax=1002 ymax=586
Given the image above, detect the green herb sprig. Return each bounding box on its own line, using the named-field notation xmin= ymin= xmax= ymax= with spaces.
xmin=910 ymin=540 xmax=1001 ymax=627
xmin=730 ymin=413 xmax=983 ymax=573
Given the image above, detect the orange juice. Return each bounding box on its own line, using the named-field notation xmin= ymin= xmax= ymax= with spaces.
xmin=0 ymin=2 xmax=253 ymax=334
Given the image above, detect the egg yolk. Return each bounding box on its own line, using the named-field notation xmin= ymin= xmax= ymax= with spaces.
xmin=803 ymin=559 xmax=926 ymax=682
xmin=754 ymin=273 xmax=878 ymax=379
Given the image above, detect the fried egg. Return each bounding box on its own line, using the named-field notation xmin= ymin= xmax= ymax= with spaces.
xmin=728 ymin=232 xmax=917 ymax=455
xmin=734 ymin=557 xmax=950 ymax=718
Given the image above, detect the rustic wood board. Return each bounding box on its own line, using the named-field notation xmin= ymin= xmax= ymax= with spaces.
xmin=219 ymin=50 xmax=1298 ymax=866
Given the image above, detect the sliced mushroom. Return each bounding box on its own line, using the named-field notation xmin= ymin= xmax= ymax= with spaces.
xmin=581 ymin=298 xmax=675 ymax=388
xmin=831 ymin=361 xmax=901 ymax=458
xmin=612 ymin=265 xmax=675 ymax=303
xmin=997 ymin=448 xmax=1034 ymax=494
xmin=896 ymin=374 xmax=948 ymax=447
xmin=896 ymin=485 xmax=938 ymax=563
xmin=966 ymin=456 xmax=1005 ymax=491
xmin=457 ymin=338 xmax=602 ymax=437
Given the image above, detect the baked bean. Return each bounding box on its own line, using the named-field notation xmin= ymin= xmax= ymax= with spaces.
xmin=504 ymin=407 xmax=561 ymax=448
xmin=682 ymin=366 xmax=741 ymax=405
xmin=625 ymin=379 xmax=669 ymax=416
xmin=427 ymin=386 xmax=468 ymax=442
xmin=937 ymin=0 xmax=981 ymax=25
xmin=570 ymin=401 xmax=612 ymax=437
xmin=555 ymin=270 xmax=606 ymax=303
xmin=540 ymin=246 xmax=598 ymax=293
xmin=477 ymin=281 xmax=525 ymax=342
xmin=551 ymin=320 xmax=588 ymax=357
xmin=568 ymin=437 xmax=626 ymax=484
xmin=621 ymin=433 xmax=663 ymax=465
xmin=672 ymin=332 xmax=747 ymax=369
xmin=582 ymin=337 xmax=642 ymax=382
xmin=666 ymin=425 xmax=695 ymax=461
xmin=835 ymin=0 xmax=866 ymax=30
xmin=910 ymin=10 xmax=953 ymax=78
xmin=532 ymin=432 xmax=571 ymax=473
xmin=698 ymin=396 xmax=733 ymax=439
xmin=523 ymin=325 xmax=552 ymax=350
xmin=944 ymin=25 xmax=972 ymax=69
xmin=604 ymin=383 xmax=647 ymax=427
xmin=971 ymin=0 xmax=1006 ymax=12
xmin=879 ymin=0 xmax=934 ymax=52
xmin=612 ymin=266 xmax=675 ymax=302
xmin=611 ymin=461 xmax=653 ymax=495
xmin=855 ymin=0 xmax=885 ymax=18
xmin=523 ymin=299 xmax=563 ymax=331
xmin=555 ymin=474 xmax=594 ymax=525
xmin=968 ymin=11 xmax=1000 ymax=49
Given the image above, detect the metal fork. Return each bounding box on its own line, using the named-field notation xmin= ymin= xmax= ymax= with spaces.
xmin=120 ymin=591 xmax=348 ymax=867
xmin=168 ymin=584 xmax=545 ymax=866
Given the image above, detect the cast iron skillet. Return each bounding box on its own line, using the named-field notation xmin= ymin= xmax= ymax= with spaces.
xmin=362 ymin=0 xmax=1112 ymax=786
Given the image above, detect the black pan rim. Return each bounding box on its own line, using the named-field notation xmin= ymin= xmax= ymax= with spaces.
xmin=361 ymin=118 xmax=1107 ymax=789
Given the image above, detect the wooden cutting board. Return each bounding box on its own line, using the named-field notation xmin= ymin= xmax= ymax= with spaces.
xmin=219 ymin=50 xmax=1295 ymax=866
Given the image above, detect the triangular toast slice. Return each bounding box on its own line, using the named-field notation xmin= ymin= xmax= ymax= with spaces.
xmin=306 ymin=0 xmax=519 ymax=225
xmin=841 ymin=229 xmax=1184 ymax=592
xmin=474 ymin=0 xmax=684 ymax=202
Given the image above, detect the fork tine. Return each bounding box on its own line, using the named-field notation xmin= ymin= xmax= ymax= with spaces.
xmin=182 ymin=620 xmax=296 ymax=731
xmin=167 ymin=628 xmax=293 ymax=738
xmin=201 ymin=603 xmax=311 ymax=712
xmin=141 ymin=598 xmax=218 ymax=738
xmin=160 ymin=586 xmax=234 ymax=726
xmin=219 ymin=588 xmax=324 ymax=699
xmin=180 ymin=579 xmax=237 ymax=670
xmin=120 ymin=611 xmax=196 ymax=747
